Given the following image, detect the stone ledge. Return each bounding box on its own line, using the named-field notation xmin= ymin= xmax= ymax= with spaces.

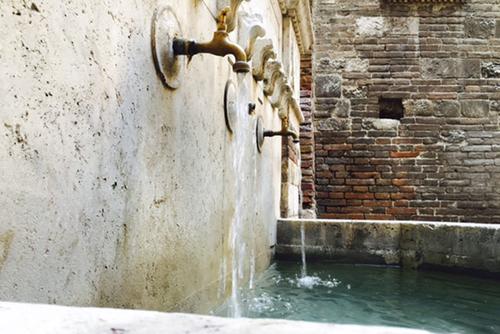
xmin=385 ymin=0 xmax=465 ymax=3
xmin=277 ymin=219 xmax=500 ymax=275
xmin=0 ymin=302 xmax=433 ymax=334
xmin=278 ymin=0 xmax=314 ymax=54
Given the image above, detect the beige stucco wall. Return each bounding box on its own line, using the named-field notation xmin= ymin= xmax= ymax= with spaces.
xmin=0 ymin=0 xmax=302 ymax=313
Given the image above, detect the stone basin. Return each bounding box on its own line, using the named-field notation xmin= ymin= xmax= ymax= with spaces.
xmin=277 ymin=219 xmax=500 ymax=276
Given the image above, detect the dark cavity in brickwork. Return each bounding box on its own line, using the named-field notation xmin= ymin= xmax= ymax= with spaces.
xmin=379 ymin=98 xmax=403 ymax=120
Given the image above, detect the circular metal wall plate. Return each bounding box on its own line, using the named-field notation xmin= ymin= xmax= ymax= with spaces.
xmin=256 ymin=116 xmax=265 ymax=153
xmin=151 ymin=6 xmax=185 ymax=89
xmin=224 ymin=80 xmax=238 ymax=133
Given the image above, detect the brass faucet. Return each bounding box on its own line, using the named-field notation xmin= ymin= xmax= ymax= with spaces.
xmin=264 ymin=118 xmax=300 ymax=143
xmin=172 ymin=7 xmax=250 ymax=73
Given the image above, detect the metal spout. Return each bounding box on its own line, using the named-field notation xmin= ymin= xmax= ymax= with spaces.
xmin=263 ymin=118 xmax=300 ymax=143
xmin=264 ymin=129 xmax=300 ymax=143
xmin=172 ymin=8 xmax=250 ymax=74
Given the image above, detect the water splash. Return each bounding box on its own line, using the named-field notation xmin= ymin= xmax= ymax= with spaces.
xmin=293 ymin=275 xmax=341 ymax=289
xmin=246 ymin=292 xmax=293 ymax=314
xmin=297 ymin=222 xmax=340 ymax=290
xmin=224 ymin=264 xmax=341 ymax=318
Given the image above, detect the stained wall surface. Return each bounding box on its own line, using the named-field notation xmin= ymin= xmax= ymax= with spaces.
xmin=0 ymin=0 xmax=302 ymax=313
xmin=312 ymin=0 xmax=500 ymax=222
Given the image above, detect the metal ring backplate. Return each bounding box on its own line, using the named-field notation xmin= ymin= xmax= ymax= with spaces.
xmin=151 ymin=6 xmax=185 ymax=89
xmin=224 ymin=80 xmax=238 ymax=133
xmin=256 ymin=116 xmax=265 ymax=153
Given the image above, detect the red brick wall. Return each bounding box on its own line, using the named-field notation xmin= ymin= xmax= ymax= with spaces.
xmin=312 ymin=0 xmax=500 ymax=223
xmin=300 ymin=55 xmax=316 ymax=212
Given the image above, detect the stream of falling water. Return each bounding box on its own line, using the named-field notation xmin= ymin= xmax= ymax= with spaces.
xmin=228 ymin=74 xmax=251 ymax=317
xmin=300 ymin=221 xmax=307 ymax=277
xmin=297 ymin=151 xmax=307 ymax=278
xmin=248 ymin=98 xmax=258 ymax=290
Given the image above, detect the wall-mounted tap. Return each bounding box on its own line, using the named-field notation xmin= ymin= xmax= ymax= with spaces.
xmin=264 ymin=128 xmax=300 ymax=143
xmin=256 ymin=117 xmax=299 ymax=153
xmin=172 ymin=7 xmax=250 ymax=74
xmin=264 ymin=118 xmax=300 ymax=143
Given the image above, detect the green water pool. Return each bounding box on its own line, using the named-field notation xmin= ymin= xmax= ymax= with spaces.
xmin=218 ymin=262 xmax=500 ymax=334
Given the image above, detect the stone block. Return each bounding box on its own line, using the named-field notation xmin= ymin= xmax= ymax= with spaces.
xmin=315 ymin=74 xmax=342 ymax=98
xmin=461 ymin=100 xmax=490 ymax=118
xmin=404 ymin=99 xmax=434 ymax=116
xmin=439 ymin=130 xmax=466 ymax=143
xmin=276 ymin=220 xmax=299 ymax=245
xmin=481 ymin=62 xmax=500 ymax=78
xmin=388 ymin=17 xmax=419 ymax=35
xmin=317 ymin=118 xmax=351 ymax=131
xmin=434 ymin=100 xmax=461 ymax=117
xmin=362 ymin=118 xmax=400 ymax=131
xmin=343 ymin=85 xmax=367 ymax=99
xmin=496 ymin=19 xmax=500 ymax=38
xmin=356 ymin=17 xmax=387 ymax=37
xmin=305 ymin=222 xmax=324 ymax=246
xmin=317 ymin=57 xmax=345 ymax=72
xmin=463 ymin=59 xmax=481 ymax=78
xmin=345 ymin=59 xmax=369 ymax=72
xmin=465 ymin=17 xmax=495 ymax=39
xmin=421 ymin=59 xmax=455 ymax=79
xmin=430 ymin=59 xmax=449 ymax=78
xmin=462 ymin=145 xmax=491 ymax=152
xmin=330 ymin=99 xmax=351 ymax=118
xmin=421 ymin=59 xmax=480 ymax=79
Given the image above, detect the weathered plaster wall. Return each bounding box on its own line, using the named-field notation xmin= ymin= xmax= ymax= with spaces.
xmin=0 ymin=0 xmax=302 ymax=313
xmin=312 ymin=0 xmax=500 ymax=223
